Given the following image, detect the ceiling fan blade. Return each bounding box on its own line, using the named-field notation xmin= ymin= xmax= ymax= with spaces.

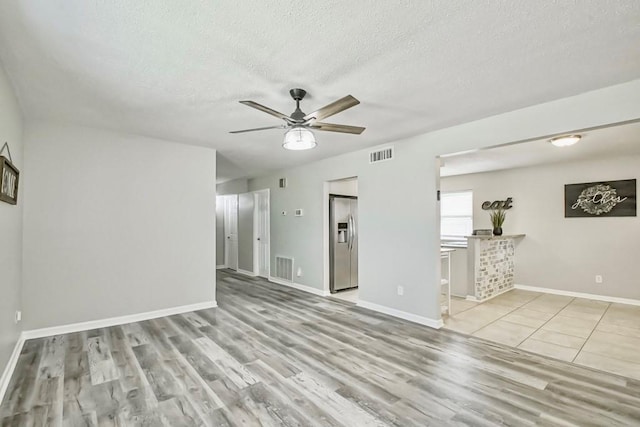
xmin=310 ymin=122 xmax=365 ymax=134
xmin=239 ymin=101 xmax=292 ymax=122
xmin=303 ymin=95 xmax=360 ymax=122
xmin=229 ymin=125 xmax=286 ymax=134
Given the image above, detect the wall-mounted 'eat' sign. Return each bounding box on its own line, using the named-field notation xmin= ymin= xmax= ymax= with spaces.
xmin=482 ymin=197 xmax=513 ymax=210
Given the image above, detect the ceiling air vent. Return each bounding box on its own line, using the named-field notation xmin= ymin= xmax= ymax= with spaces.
xmin=369 ymin=146 xmax=394 ymax=164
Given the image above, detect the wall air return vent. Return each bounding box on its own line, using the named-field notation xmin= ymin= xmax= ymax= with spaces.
xmin=369 ymin=146 xmax=394 ymax=164
xmin=274 ymin=256 xmax=294 ymax=282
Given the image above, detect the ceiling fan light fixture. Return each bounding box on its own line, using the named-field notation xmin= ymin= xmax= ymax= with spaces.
xmin=549 ymin=134 xmax=582 ymax=147
xmin=283 ymin=126 xmax=317 ymax=150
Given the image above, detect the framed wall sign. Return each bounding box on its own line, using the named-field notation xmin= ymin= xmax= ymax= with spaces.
xmin=565 ymin=179 xmax=636 ymax=217
xmin=0 ymin=155 xmax=19 ymax=205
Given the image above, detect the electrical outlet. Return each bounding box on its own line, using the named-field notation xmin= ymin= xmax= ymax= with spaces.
xmin=14 ymin=310 xmax=21 ymax=324
xmin=297 ymin=267 xmax=302 ymax=277
xmin=595 ymin=275 xmax=603 ymax=284
xmin=397 ymin=286 xmax=404 ymax=296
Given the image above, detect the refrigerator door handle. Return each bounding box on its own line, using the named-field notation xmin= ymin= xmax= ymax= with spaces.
xmin=351 ymin=215 xmax=356 ymax=248
xmin=346 ymin=215 xmax=351 ymax=251
xmin=348 ymin=215 xmax=354 ymax=251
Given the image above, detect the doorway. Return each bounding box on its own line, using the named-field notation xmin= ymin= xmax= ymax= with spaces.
xmin=434 ymin=120 xmax=640 ymax=379
xmin=218 ymin=189 xmax=270 ymax=278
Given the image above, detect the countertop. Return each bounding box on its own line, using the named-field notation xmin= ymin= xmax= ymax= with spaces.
xmin=466 ymin=234 xmax=525 ymax=240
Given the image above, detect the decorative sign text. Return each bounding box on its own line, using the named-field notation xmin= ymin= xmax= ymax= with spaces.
xmin=565 ymin=179 xmax=636 ymax=217
xmin=482 ymin=197 xmax=513 ymax=210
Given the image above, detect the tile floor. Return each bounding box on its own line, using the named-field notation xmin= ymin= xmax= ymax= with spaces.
xmin=444 ymin=289 xmax=640 ymax=380
xmin=329 ymin=287 xmax=359 ymax=303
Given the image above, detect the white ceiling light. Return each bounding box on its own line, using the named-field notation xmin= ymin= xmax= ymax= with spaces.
xmin=283 ymin=126 xmax=317 ymax=150
xmin=549 ymin=134 xmax=582 ymax=147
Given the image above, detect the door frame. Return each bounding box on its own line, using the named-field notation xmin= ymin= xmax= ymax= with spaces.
xmin=236 ymin=192 xmax=257 ymax=277
xmin=323 ymin=182 xmax=331 ymax=294
xmin=216 ymin=195 xmax=226 ymax=269
xmin=253 ymin=188 xmax=271 ymax=278
xmin=223 ymin=194 xmax=239 ymax=271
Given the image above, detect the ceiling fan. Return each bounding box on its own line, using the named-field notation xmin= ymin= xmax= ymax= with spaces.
xmin=230 ymin=88 xmax=365 ymax=150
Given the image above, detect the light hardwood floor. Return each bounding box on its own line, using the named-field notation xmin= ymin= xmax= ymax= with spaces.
xmin=2 ymin=270 xmax=640 ymax=426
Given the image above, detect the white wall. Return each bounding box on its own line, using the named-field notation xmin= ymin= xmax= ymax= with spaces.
xmin=249 ymin=79 xmax=640 ymax=325
xmin=329 ymin=178 xmax=358 ymax=196
xmin=0 ymin=64 xmax=23 ymax=377
xmin=22 ymin=123 xmax=217 ymax=330
xmin=217 ymin=178 xmax=248 ymax=195
xmin=441 ymin=155 xmax=640 ymax=299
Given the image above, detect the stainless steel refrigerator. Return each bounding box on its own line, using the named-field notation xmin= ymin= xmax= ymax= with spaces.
xmin=330 ymin=195 xmax=358 ymax=293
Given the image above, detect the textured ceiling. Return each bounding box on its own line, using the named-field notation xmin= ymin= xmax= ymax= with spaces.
xmin=441 ymin=121 xmax=640 ymax=177
xmin=1 ymin=1 xmax=639 ymax=182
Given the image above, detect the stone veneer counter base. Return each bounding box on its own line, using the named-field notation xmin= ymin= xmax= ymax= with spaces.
xmin=467 ymin=234 xmax=525 ymax=301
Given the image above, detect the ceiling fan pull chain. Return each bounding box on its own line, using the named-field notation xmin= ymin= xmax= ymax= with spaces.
xmin=0 ymin=142 xmax=13 ymax=162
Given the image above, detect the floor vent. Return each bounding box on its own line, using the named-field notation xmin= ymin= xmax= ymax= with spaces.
xmin=275 ymin=256 xmax=294 ymax=282
xmin=369 ymin=146 xmax=394 ymax=164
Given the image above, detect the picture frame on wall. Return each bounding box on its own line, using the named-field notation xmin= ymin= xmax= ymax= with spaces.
xmin=0 ymin=155 xmax=19 ymax=205
xmin=564 ymin=179 xmax=636 ymax=217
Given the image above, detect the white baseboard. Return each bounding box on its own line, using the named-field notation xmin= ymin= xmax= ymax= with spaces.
xmin=237 ymin=268 xmax=257 ymax=277
xmin=0 ymin=334 xmax=25 ymax=404
xmin=268 ymin=277 xmax=330 ymax=297
xmin=514 ymin=284 xmax=640 ymax=307
xmin=466 ymin=286 xmax=513 ymax=303
xmin=356 ymin=300 xmax=444 ymax=329
xmin=22 ymin=300 xmax=218 ymax=340
xmin=216 ymin=265 xmax=227 ymax=270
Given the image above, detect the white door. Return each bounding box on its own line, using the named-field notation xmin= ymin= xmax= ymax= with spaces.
xmin=254 ymin=189 xmax=270 ymax=278
xmin=224 ymin=195 xmax=238 ymax=270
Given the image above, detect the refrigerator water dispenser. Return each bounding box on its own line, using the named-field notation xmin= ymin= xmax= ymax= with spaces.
xmin=337 ymin=222 xmax=348 ymax=243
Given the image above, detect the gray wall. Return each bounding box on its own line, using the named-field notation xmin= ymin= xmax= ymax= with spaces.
xmin=0 ymin=64 xmax=23 ymax=378
xmin=217 ymin=178 xmax=248 ymax=195
xmin=329 ymin=178 xmax=358 ymax=196
xmin=237 ymin=192 xmax=254 ymax=272
xmin=22 ymin=123 xmax=217 ymax=330
xmin=249 ymin=79 xmax=640 ymax=324
xmin=441 ymin=154 xmax=640 ymax=299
